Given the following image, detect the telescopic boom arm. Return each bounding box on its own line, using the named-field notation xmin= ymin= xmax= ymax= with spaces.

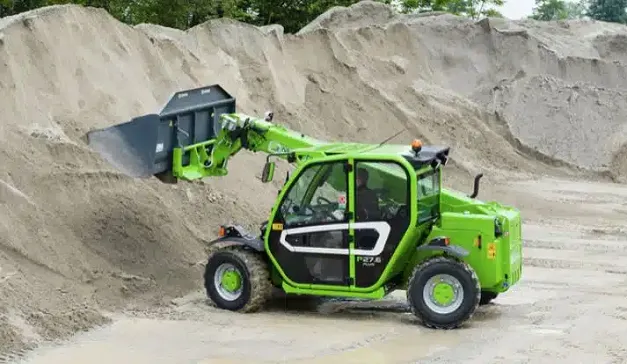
xmin=172 ymin=112 xmax=327 ymax=181
xmin=86 ymin=83 xmax=439 ymax=204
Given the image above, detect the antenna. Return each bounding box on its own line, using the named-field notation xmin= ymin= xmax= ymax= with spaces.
xmin=377 ymin=127 xmax=407 ymax=147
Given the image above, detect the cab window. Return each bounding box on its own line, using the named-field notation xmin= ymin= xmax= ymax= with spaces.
xmin=279 ymin=161 xmax=348 ymax=227
xmin=417 ymin=168 xmax=440 ymax=223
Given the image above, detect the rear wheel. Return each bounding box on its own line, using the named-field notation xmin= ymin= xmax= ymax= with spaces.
xmin=204 ymin=247 xmax=272 ymax=312
xmin=407 ymin=256 xmax=481 ymax=329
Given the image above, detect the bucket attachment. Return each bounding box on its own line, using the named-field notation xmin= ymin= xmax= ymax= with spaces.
xmin=86 ymin=85 xmax=236 ymax=183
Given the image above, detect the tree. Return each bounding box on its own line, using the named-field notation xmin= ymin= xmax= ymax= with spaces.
xmin=0 ymin=0 xmax=48 ymax=18
xmin=248 ymin=0 xmax=359 ymax=33
xmin=530 ymin=0 xmax=586 ymax=20
xmin=531 ymin=0 xmax=567 ymax=20
xmin=0 ymin=0 xmax=509 ymax=32
xmin=400 ymin=0 xmax=505 ymax=18
xmin=467 ymin=0 xmax=505 ymax=18
xmin=563 ymin=0 xmax=587 ymax=18
xmin=585 ymin=0 xmax=627 ymax=23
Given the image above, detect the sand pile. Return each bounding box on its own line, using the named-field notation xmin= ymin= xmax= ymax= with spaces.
xmin=0 ymin=1 xmax=626 ymax=356
xmin=298 ymin=2 xmax=627 ymax=179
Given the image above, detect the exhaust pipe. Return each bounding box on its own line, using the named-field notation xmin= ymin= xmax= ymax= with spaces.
xmin=468 ymin=173 xmax=484 ymax=199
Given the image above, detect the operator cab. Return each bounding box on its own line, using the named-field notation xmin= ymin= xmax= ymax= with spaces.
xmin=260 ymin=139 xmax=449 ymax=290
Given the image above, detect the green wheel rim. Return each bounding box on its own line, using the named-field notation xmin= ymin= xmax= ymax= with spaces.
xmin=432 ymin=282 xmax=455 ymax=305
xmin=214 ymin=263 xmax=244 ymax=301
xmin=422 ymin=274 xmax=464 ymax=314
xmin=222 ymin=270 xmax=242 ymax=292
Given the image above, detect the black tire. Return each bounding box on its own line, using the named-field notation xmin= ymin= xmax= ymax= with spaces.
xmin=204 ymin=246 xmax=272 ymax=313
xmin=406 ymin=256 xmax=481 ymax=329
xmin=480 ymin=291 xmax=498 ymax=305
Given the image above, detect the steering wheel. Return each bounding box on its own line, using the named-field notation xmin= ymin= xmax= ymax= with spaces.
xmin=311 ymin=197 xmax=343 ymax=222
xmin=297 ymin=204 xmax=315 ymax=215
xmin=316 ymin=196 xmax=333 ymax=205
xmin=318 ymin=209 xmax=342 ymax=222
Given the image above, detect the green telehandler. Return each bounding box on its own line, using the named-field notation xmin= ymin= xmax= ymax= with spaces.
xmin=86 ymin=85 xmax=523 ymax=329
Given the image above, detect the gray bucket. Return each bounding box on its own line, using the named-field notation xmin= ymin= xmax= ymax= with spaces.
xmin=86 ymin=85 xmax=236 ymax=180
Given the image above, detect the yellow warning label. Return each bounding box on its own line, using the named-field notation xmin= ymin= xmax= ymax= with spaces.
xmin=487 ymin=242 xmax=496 ymax=260
xmin=272 ymin=223 xmax=283 ymax=231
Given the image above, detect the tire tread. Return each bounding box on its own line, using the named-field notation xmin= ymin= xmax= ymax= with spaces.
xmin=406 ymin=256 xmax=481 ymax=329
xmin=205 ymin=243 xmax=272 ymax=313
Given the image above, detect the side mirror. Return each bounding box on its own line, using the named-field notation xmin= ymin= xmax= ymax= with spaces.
xmin=261 ymin=161 xmax=276 ymax=183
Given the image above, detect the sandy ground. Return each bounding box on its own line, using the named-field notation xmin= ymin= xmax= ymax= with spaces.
xmin=2 ymin=176 xmax=626 ymax=364
xmin=0 ymin=1 xmax=626 ymax=362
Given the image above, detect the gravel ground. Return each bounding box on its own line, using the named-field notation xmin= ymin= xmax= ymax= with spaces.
xmin=5 ymin=177 xmax=626 ymax=364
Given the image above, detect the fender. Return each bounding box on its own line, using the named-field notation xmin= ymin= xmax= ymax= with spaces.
xmin=206 ymin=224 xmax=265 ymax=252
xmin=416 ymin=236 xmax=469 ymax=258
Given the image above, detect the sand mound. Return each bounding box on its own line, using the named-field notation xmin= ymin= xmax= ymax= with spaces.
xmin=485 ymin=75 xmax=627 ymax=172
xmin=612 ymin=143 xmax=627 ymax=183
xmin=0 ymin=1 xmax=626 ymax=355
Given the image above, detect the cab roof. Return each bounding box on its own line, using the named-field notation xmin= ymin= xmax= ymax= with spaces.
xmin=293 ymin=142 xmax=451 ymax=170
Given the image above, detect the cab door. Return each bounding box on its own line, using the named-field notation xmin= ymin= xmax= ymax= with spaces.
xmin=265 ymin=158 xmax=355 ymax=287
xmin=351 ymin=160 xmax=411 ymax=288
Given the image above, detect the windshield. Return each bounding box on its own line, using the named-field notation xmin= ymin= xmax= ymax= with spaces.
xmin=417 ymin=168 xmax=440 ymax=224
xmin=280 ymin=166 xmax=318 ymax=214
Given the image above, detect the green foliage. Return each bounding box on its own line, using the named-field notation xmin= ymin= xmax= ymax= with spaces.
xmin=0 ymin=0 xmax=510 ymax=33
xmin=531 ymin=0 xmax=627 ymax=23
xmin=585 ymin=0 xmax=627 ymax=23
xmin=530 ymin=0 xmax=586 ymax=20
xmin=248 ymin=0 xmax=359 ymax=33
xmin=3 ymin=0 xmax=624 ymax=42
xmin=0 ymin=0 xmax=364 ymax=33
xmin=1 ymin=0 xmax=47 ymax=17
xmin=400 ymin=0 xmax=505 ymax=18
xmin=563 ymin=0 xmax=587 ymax=18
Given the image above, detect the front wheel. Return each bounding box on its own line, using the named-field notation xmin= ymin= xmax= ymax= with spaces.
xmin=407 ymin=256 xmax=481 ymax=329
xmin=204 ymin=247 xmax=272 ymax=313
